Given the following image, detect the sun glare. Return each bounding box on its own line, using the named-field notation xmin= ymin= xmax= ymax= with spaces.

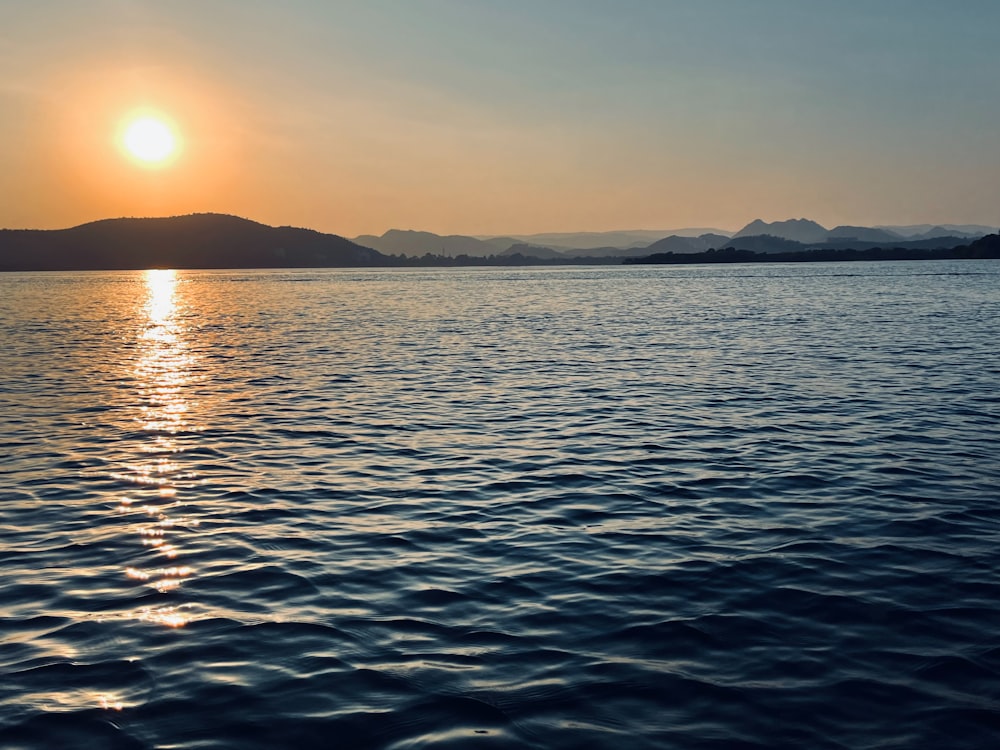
xmin=123 ymin=117 xmax=177 ymax=165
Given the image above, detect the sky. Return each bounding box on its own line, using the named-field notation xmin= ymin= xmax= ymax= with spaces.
xmin=1 ymin=0 xmax=998 ymax=236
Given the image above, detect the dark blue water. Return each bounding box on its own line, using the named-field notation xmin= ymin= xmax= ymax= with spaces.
xmin=1 ymin=262 xmax=999 ymax=749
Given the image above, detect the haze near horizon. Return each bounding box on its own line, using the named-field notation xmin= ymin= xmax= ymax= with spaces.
xmin=1 ymin=1 xmax=998 ymax=236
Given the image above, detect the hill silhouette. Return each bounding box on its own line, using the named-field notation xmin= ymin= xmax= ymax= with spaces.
xmin=734 ymin=218 xmax=829 ymax=243
xmin=0 ymin=213 xmax=385 ymax=271
xmin=492 ymin=228 xmax=730 ymax=249
xmin=878 ymin=223 xmax=994 ymax=239
xmin=644 ymin=233 xmax=732 ymax=254
xmin=348 ymin=220 xmax=993 ymax=260
xmin=827 ymin=225 xmax=902 ymax=243
xmin=352 ymin=227 xmax=738 ymax=257
xmin=2 ymin=214 xmax=997 ymax=271
xmin=352 ymin=229 xmax=498 ymax=257
xmin=624 ymin=233 xmax=1000 ymax=265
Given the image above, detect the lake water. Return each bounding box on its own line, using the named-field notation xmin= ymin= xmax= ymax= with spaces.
xmin=1 ymin=261 xmax=999 ymax=749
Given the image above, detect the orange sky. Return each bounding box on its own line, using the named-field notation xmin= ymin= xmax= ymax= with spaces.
xmin=2 ymin=2 xmax=998 ymax=237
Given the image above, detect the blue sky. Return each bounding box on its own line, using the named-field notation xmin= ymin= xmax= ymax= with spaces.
xmin=1 ymin=0 xmax=997 ymax=234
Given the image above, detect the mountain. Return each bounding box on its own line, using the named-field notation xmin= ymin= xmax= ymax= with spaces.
xmin=965 ymin=233 xmax=1000 ymax=256
xmin=733 ymin=218 xmax=829 ymax=243
xmin=356 ymin=228 xmax=740 ymax=256
xmin=352 ymin=229 xmax=499 ymax=257
xmin=875 ymin=224 xmax=996 ymax=238
xmin=644 ymin=233 xmax=732 ymax=254
xmin=480 ymin=236 xmax=524 ymax=252
xmin=498 ymin=243 xmax=567 ymax=260
xmin=730 ymin=218 xmax=990 ymax=246
xmin=3 ymin=214 xmax=993 ymax=271
xmin=725 ymin=234 xmax=977 ymax=254
xmin=0 ymin=213 xmax=385 ymax=271
xmin=827 ymin=226 xmax=903 ymax=243
xmin=352 ymin=222 xmax=994 ymax=258
xmin=908 ymin=225 xmax=990 ymax=241
xmin=486 ymin=228 xmax=732 ymax=250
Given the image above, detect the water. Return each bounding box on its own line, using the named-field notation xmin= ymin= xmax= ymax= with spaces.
xmin=1 ymin=261 xmax=999 ymax=749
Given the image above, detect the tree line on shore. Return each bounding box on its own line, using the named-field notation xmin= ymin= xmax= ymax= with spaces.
xmin=622 ymin=235 xmax=1000 ymax=265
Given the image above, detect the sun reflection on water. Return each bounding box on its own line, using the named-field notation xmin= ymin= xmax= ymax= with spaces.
xmin=113 ymin=269 xmax=202 ymax=628
xmin=135 ymin=270 xmax=198 ymax=435
xmin=99 ymin=694 xmax=125 ymax=711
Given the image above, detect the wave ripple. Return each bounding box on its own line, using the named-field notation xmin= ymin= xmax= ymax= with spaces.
xmin=2 ymin=263 xmax=999 ymax=748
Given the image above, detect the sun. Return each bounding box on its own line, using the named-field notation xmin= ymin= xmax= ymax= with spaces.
xmin=122 ymin=116 xmax=178 ymax=165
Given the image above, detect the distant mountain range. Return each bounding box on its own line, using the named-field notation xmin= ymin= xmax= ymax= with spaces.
xmin=730 ymin=218 xmax=992 ymax=244
xmin=354 ymin=228 xmax=734 ymax=257
xmin=490 ymin=228 xmax=731 ymax=249
xmin=1 ymin=213 xmax=996 ymax=271
xmin=875 ymin=223 xmax=997 ymax=238
xmin=354 ymin=218 xmax=995 ymax=259
xmin=352 ymin=229 xmax=498 ymax=258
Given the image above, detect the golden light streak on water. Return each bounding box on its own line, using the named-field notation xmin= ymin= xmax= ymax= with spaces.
xmin=138 ymin=607 xmax=189 ymax=628
xmin=111 ymin=269 xmax=203 ymax=625
xmin=98 ymin=694 xmax=125 ymax=711
xmin=145 ymin=268 xmax=178 ymax=328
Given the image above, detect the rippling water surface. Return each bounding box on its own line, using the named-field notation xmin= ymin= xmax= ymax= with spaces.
xmin=1 ymin=262 xmax=999 ymax=749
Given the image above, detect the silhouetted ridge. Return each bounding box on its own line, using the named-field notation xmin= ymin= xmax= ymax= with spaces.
xmin=644 ymin=233 xmax=737 ymax=254
xmin=734 ymin=218 xmax=829 ymax=243
xmin=624 ymin=233 xmax=1000 ymax=265
xmin=827 ymin=226 xmax=902 ymax=243
xmin=965 ymin=233 xmax=1000 ymax=256
xmin=498 ymin=243 xmax=566 ymax=259
xmin=2 ymin=215 xmax=996 ymax=271
xmin=0 ymin=214 xmax=386 ymax=271
xmin=353 ymin=229 xmax=500 ymax=257
xmin=351 ymin=227 xmax=739 ymax=257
